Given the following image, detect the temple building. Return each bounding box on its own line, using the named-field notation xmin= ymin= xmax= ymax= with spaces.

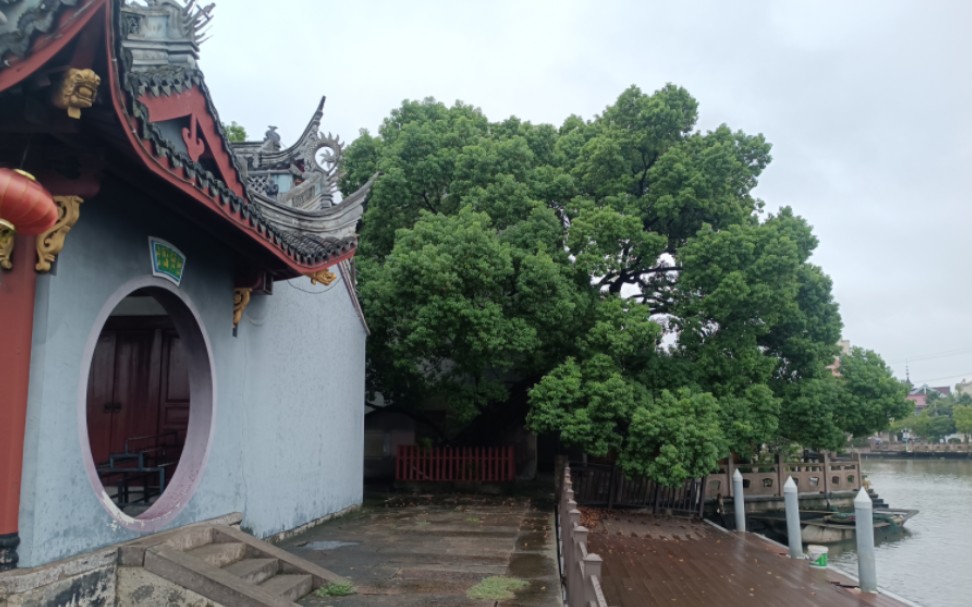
xmin=0 ymin=1 xmax=372 ymax=601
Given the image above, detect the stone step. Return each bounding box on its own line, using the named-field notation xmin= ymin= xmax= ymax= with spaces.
xmin=259 ymin=573 xmax=313 ymax=601
xmin=186 ymin=541 xmax=247 ymax=568
xmin=224 ymin=557 xmax=280 ymax=585
xmin=139 ymin=524 xmax=349 ymax=606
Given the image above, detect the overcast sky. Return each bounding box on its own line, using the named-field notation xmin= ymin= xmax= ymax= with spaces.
xmin=200 ymin=1 xmax=971 ymax=389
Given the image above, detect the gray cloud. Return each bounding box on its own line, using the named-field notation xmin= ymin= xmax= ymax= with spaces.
xmin=201 ymin=0 xmax=972 ymax=387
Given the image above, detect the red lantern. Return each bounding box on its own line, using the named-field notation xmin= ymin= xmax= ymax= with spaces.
xmin=0 ymin=168 xmax=59 ymax=235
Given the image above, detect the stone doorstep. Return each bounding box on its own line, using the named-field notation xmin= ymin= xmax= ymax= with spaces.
xmin=0 ymin=512 xmax=354 ymax=607
xmin=137 ymin=526 xmax=350 ymax=607
xmin=144 ymin=547 xmax=294 ymax=607
xmin=212 ymin=525 xmax=350 ymax=589
xmin=185 ymin=542 xmax=248 ymax=568
xmin=0 ymin=513 xmax=242 ymax=601
xmin=224 ymin=558 xmax=279 ymax=585
xmin=118 ymin=512 xmax=243 ymax=566
xmin=137 ymin=525 xmax=350 ymax=606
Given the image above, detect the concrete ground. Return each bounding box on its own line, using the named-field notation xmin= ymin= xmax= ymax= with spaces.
xmin=279 ymin=493 xmax=562 ymax=607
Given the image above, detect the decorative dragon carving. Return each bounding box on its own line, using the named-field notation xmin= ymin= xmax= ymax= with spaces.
xmin=52 ymin=68 xmax=101 ymax=119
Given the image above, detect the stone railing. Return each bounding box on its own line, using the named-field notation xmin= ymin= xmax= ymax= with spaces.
xmin=703 ymin=452 xmax=863 ymax=500
xmin=560 ymin=465 xmax=609 ymax=607
xmin=872 ymin=442 xmax=972 ymax=453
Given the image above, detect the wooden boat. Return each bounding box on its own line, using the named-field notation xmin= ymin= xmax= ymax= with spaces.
xmin=751 ymin=508 xmax=919 ymax=544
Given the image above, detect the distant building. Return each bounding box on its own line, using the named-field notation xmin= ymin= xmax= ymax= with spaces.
xmin=826 ymin=339 xmax=853 ymax=376
xmin=907 ymin=384 xmax=952 ymax=410
xmin=956 ymin=379 xmax=972 ymax=398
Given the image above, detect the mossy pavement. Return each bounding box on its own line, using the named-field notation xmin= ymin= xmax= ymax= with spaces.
xmin=281 ymin=492 xmax=561 ymax=606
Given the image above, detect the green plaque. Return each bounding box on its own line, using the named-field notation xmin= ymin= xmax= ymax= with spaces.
xmin=149 ymin=237 xmax=186 ymax=286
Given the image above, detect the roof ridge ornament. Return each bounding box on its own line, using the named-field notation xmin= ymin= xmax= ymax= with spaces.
xmin=1 ymin=0 xmax=83 ymax=63
xmin=232 ymin=100 xmax=353 ymax=213
xmin=121 ymin=0 xmax=216 ymax=72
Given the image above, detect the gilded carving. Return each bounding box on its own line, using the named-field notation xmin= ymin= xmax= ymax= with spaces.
xmin=233 ymin=288 xmax=252 ymax=329
xmin=52 ymin=68 xmax=101 ymax=119
xmin=0 ymin=219 xmax=14 ymax=270
xmin=35 ymin=196 xmax=83 ymax=273
xmin=308 ymin=269 xmax=337 ymax=286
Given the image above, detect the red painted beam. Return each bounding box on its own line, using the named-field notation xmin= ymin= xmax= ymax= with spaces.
xmin=0 ymin=237 xmax=39 ymax=569
xmin=138 ymin=90 xmax=246 ymax=199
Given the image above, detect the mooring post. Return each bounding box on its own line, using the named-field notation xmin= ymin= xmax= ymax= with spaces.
xmin=855 ymin=488 xmax=877 ymax=592
xmin=732 ymin=469 xmax=745 ymax=532
xmin=784 ymin=476 xmax=803 ymax=559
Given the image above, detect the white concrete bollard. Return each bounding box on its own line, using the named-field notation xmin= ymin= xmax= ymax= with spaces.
xmin=732 ymin=469 xmax=746 ymax=532
xmin=855 ymin=487 xmax=877 ymax=592
xmin=784 ymin=476 xmax=803 ymax=559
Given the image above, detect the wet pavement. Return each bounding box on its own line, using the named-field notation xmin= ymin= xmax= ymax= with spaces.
xmin=279 ymin=494 xmax=562 ymax=607
xmin=585 ymin=510 xmax=915 ymax=607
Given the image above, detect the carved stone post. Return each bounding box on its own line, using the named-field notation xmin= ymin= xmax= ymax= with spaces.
xmin=583 ymin=552 xmax=603 ymax=604
xmin=571 ymin=526 xmax=589 ymax=605
xmin=823 ymin=451 xmax=831 ymax=496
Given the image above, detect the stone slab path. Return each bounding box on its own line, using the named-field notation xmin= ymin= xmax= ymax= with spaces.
xmin=280 ymin=494 xmax=561 ymax=607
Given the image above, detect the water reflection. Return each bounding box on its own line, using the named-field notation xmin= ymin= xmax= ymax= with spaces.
xmin=828 ymin=457 xmax=972 ymax=607
xmin=824 ymin=526 xmax=912 ymax=558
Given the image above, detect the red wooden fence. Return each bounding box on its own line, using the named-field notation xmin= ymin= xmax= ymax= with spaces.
xmin=395 ymin=445 xmax=516 ymax=482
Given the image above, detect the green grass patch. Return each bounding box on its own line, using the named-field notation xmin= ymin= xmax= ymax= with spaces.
xmin=466 ymin=576 xmax=528 ymax=600
xmin=315 ymin=581 xmax=356 ymax=597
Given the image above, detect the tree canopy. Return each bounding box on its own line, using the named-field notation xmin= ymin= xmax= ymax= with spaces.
xmin=893 ymin=390 xmax=972 ymax=442
xmin=222 ymin=121 xmax=247 ymax=143
xmin=343 ymin=84 xmax=906 ymax=485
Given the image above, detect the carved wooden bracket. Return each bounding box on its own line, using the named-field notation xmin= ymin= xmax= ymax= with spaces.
xmin=181 ymin=114 xmax=206 ymax=162
xmin=35 ymin=196 xmax=83 ymax=273
xmin=0 ymin=219 xmax=13 ymax=270
xmin=308 ymin=269 xmax=337 ymax=286
xmin=52 ymin=68 xmax=101 ymax=120
xmin=233 ymin=288 xmax=252 ymax=329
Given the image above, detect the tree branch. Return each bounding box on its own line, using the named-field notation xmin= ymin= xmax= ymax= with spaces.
xmin=644 ymin=265 xmax=682 ymax=274
xmin=421 ymin=191 xmax=439 ymax=213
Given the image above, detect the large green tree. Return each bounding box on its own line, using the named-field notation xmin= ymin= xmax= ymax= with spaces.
xmin=779 ymin=347 xmax=910 ymax=450
xmin=343 ymin=85 xmax=902 ymax=486
xmin=953 ymin=404 xmax=972 ymax=442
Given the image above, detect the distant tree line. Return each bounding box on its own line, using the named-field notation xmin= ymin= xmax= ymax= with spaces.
xmin=893 ymin=391 xmax=972 ymax=442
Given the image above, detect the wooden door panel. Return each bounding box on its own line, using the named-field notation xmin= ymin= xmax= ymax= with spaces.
xmin=162 ymin=405 xmax=189 ymax=427
xmin=86 ymin=332 xmax=118 ymax=465
xmin=162 ymin=331 xmax=190 ymax=403
xmin=86 ymin=316 xmax=189 ymax=474
xmin=158 ymin=329 xmax=190 ymax=470
xmin=112 ymin=328 xmax=162 ymax=453
xmin=159 ymin=330 xmax=190 ymax=438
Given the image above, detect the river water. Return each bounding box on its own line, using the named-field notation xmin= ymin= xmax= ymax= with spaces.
xmin=827 ymin=458 xmax=972 ymax=607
